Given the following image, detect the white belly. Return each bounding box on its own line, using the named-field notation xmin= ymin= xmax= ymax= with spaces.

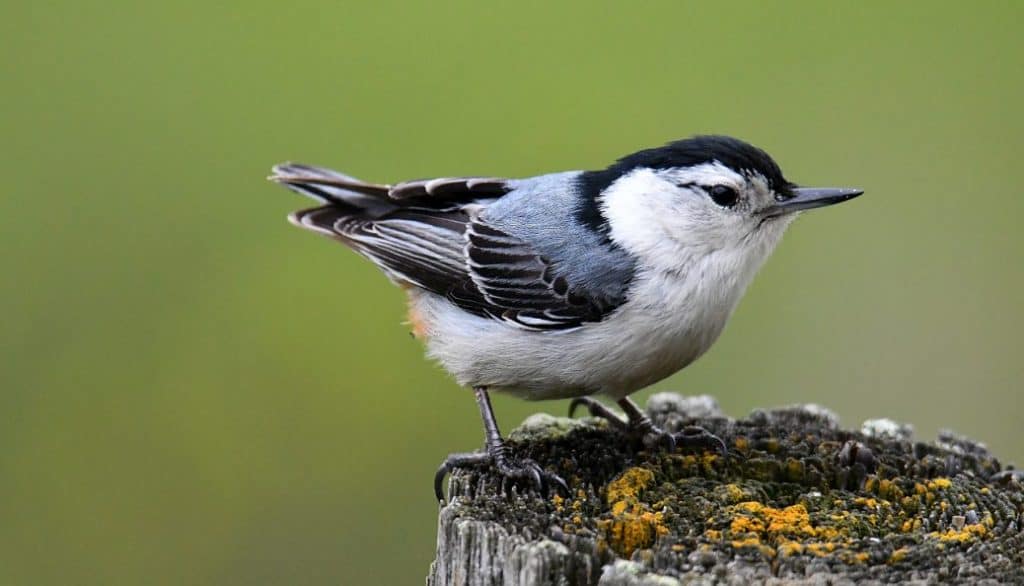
xmin=410 ymin=267 xmax=745 ymax=401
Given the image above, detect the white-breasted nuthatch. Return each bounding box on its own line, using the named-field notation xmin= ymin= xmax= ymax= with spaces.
xmin=270 ymin=135 xmax=863 ymax=500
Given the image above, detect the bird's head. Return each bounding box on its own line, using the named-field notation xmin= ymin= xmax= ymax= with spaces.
xmin=579 ymin=135 xmax=862 ymax=271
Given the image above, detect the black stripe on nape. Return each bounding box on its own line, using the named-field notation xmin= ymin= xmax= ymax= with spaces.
xmin=574 ymin=168 xmax=619 ymax=237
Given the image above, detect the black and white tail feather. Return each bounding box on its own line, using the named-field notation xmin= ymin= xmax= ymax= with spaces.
xmin=271 ymin=163 xmax=616 ymax=330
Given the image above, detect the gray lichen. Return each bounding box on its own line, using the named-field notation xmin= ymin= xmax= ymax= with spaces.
xmin=428 ymin=393 xmax=1024 ymax=585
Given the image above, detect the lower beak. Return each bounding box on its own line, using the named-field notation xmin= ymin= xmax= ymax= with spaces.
xmin=762 ymin=187 xmax=864 ymax=215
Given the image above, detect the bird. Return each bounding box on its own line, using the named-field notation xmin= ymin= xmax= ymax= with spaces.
xmin=269 ymin=135 xmax=863 ymax=501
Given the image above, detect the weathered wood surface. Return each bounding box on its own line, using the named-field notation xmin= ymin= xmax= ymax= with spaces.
xmin=427 ymin=393 xmax=1024 ymax=585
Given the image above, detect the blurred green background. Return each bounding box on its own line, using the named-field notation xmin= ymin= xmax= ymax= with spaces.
xmin=3 ymin=2 xmax=1022 ymax=584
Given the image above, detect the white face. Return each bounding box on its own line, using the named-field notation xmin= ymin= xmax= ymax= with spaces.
xmin=599 ymin=162 xmax=797 ymax=272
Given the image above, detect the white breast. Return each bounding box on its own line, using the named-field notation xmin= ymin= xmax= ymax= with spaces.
xmin=410 ymin=248 xmax=763 ymax=401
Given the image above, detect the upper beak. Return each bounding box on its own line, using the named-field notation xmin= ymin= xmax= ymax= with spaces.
xmin=761 ymin=187 xmax=864 ymax=215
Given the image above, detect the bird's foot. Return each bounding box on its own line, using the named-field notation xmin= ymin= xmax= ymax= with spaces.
xmin=434 ymin=446 xmax=568 ymax=503
xmin=569 ymin=396 xmax=726 ymax=455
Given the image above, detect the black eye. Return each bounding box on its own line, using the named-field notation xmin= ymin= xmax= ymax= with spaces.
xmin=708 ymin=185 xmax=739 ymax=208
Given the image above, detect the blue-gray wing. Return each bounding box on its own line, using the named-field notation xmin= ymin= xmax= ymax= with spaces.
xmin=277 ymin=166 xmax=620 ymax=330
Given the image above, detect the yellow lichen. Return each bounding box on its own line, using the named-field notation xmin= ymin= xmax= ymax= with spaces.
xmin=705 ymin=529 xmax=722 ymax=540
xmin=719 ymin=483 xmax=747 ymax=504
xmin=724 ymin=499 xmax=865 ymax=561
xmin=805 ymin=542 xmax=837 ymax=556
xmin=730 ymin=514 xmax=765 ymax=534
xmin=900 ymin=496 xmax=919 ymax=513
xmin=889 ymin=547 xmax=909 ymax=563
xmin=864 ymin=477 xmax=878 ymax=493
xmin=730 ymin=536 xmax=775 ymax=557
xmin=598 ymin=467 xmax=669 ymax=558
xmin=928 ymin=477 xmax=952 ymax=490
xmin=766 ymin=505 xmax=816 ymax=536
xmin=730 ymin=535 xmax=762 ymax=548
xmin=834 ymin=551 xmax=870 ymax=564
xmin=814 ymin=525 xmax=843 ymax=541
xmin=784 ymin=458 xmax=804 ymax=480
xmin=728 ymin=501 xmax=835 ymax=548
xmin=552 ymin=494 xmax=565 ymax=512
xmin=736 ymin=501 xmax=763 ymax=513
xmin=606 ymin=467 xmax=655 ymax=503
xmin=877 ymin=479 xmax=904 ymax=501
xmin=734 ymin=436 xmax=749 ymax=451
xmin=929 ymin=523 xmax=988 ymax=543
xmin=778 ymin=541 xmax=804 ymax=556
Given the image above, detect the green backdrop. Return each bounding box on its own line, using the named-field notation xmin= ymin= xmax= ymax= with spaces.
xmin=3 ymin=2 xmax=1022 ymax=584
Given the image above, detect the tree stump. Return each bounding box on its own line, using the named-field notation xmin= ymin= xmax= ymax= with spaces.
xmin=427 ymin=393 xmax=1024 ymax=585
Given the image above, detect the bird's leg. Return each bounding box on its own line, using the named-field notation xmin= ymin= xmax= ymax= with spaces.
xmin=570 ymin=396 xmax=727 ymax=455
xmin=434 ymin=386 xmax=568 ymax=503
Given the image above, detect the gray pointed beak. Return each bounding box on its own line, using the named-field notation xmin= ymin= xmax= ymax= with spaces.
xmin=762 ymin=187 xmax=864 ymax=215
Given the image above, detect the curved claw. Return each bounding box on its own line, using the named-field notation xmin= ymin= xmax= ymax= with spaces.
xmin=674 ymin=426 xmax=729 ymax=457
xmin=544 ymin=470 xmax=571 ymax=496
xmin=498 ymin=459 xmax=543 ymax=493
xmin=530 ymin=467 xmax=544 ymax=493
xmin=713 ymin=437 xmax=728 ymax=457
xmin=434 ymin=451 xmax=491 ymax=504
xmin=568 ymin=396 xmax=629 ymax=429
xmin=567 ymin=397 xmax=587 ymax=418
xmin=434 ymin=462 xmax=449 ymax=503
xmin=569 ymin=396 xmax=614 ymax=419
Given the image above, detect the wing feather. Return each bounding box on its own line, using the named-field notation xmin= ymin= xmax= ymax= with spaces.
xmin=389 ymin=177 xmax=511 ymax=200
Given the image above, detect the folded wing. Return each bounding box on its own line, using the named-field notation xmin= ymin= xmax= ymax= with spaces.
xmin=275 ymin=164 xmax=622 ymax=330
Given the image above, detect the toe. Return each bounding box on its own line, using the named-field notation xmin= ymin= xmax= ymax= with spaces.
xmin=526 ymin=465 xmax=544 ymax=492
xmin=434 ymin=463 xmax=449 ymax=503
xmin=641 ymin=430 xmax=676 ymax=451
xmin=568 ymin=398 xmax=588 ymax=418
xmin=434 ymin=451 xmax=492 ymax=503
xmin=674 ymin=426 xmax=728 ymax=456
xmin=545 ymin=471 xmax=570 ymax=496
